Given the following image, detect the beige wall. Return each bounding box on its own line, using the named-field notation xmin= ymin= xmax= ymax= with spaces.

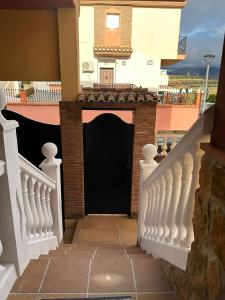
xmin=0 ymin=9 xmax=60 ymax=81
xmin=132 ymin=7 xmax=181 ymax=59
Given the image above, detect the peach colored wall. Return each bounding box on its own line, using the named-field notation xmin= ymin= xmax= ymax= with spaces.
xmin=82 ymin=110 xmax=133 ymax=123
xmin=6 ymin=104 xmax=60 ymax=125
xmin=155 ymin=105 xmax=200 ymax=131
xmin=6 ymin=103 xmax=200 ymax=131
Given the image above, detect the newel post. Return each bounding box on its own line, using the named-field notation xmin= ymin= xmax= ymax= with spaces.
xmin=138 ymin=144 xmax=158 ymax=243
xmin=40 ymin=143 xmax=63 ymax=243
xmin=0 ymin=90 xmax=28 ymax=275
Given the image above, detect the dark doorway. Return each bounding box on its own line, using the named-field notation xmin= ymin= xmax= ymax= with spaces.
xmin=83 ymin=113 xmax=134 ymax=215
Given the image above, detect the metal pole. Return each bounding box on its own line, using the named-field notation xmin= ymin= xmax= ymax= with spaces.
xmin=201 ymin=63 xmax=210 ymax=114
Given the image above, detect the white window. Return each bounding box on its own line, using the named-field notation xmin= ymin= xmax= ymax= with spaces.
xmin=106 ymin=14 xmax=119 ymax=29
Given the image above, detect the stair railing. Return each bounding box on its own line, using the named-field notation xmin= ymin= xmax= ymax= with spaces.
xmin=138 ymin=106 xmax=214 ymax=270
xmin=0 ymin=90 xmax=63 ymax=300
xmin=19 ymin=143 xmax=62 ymax=258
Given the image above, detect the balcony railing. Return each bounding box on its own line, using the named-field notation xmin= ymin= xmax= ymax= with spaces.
xmin=138 ymin=106 xmax=214 ymax=270
xmin=158 ymin=91 xmax=197 ymax=105
xmin=178 ymin=36 xmax=187 ymax=55
xmin=3 ymin=88 xmax=61 ymax=104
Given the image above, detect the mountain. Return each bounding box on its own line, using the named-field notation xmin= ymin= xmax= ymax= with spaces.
xmin=167 ymin=66 xmax=220 ymax=79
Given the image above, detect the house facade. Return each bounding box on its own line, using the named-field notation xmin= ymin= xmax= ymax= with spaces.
xmin=79 ymin=0 xmax=187 ymax=89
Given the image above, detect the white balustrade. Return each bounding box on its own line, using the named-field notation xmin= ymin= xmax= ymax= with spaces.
xmin=155 ymin=133 xmax=184 ymax=158
xmin=19 ymin=155 xmax=55 ymax=240
xmin=139 ymin=106 xmax=214 ymax=270
xmin=0 ymin=90 xmax=63 ymax=300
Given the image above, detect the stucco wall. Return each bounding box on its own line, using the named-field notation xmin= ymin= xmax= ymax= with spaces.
xmin=6 ymin=103 xmax=200 ymax=132
xmin=0 ymin=9 xmax=60 ymax=81
xmin=156 ymin=105 xmax=200 ymax=131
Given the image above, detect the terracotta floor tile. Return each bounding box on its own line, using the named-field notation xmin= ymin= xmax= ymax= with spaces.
xmin=119 ymin=219 xmax=137 ymax=230
xmin=40 ymin=257 xmax=90 ymax=293
xmin=7 ymin=295 xmax=36 ymax=300
xmin=12 ymin=260 xmax=49 ymax=293
xmin=89 ymin=258 xmax=135 ymax=293
xmin=120 ymin=229 xmax=137 ymax=245
xmin=132 ymin=259 xmax=172 ymax=292
xmin=78 ymin=229 xmax=101 ymax=242
xmin=100 ymin=228 xmax=120 ymax=243
xmin=137 ymin=292 xmax=176 ymax=300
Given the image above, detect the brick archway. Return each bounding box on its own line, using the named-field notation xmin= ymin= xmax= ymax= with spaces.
xmin=60 ymin=101 xmax=157 ymax=219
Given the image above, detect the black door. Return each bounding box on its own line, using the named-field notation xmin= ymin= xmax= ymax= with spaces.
xmin=83 ymin=113 xmax=133 ymax=215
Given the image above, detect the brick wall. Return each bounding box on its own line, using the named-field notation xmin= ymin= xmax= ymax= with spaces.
xmin=60 ymin=101 xmax=84 ymax=218
xmin=60 ymin=101 xmax=156 ymax=219
xmin=94 ymin=5 xmax=132 ymax=47
xmin=131 ymin=105 xmax=156 ymax=217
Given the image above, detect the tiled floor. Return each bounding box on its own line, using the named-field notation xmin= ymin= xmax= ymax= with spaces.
xmin=8 ymin=216 xmax=176 ymax=300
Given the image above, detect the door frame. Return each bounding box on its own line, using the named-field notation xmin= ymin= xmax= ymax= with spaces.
xmin=100 ymin=67 xmax=114 ymax=85
xmin=97 ymin=59 xmax=116 ymax=84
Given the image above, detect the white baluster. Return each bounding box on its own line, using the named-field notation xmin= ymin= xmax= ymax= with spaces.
xmin=161 ymin=138 xmax=168 ymax=156
xmin=138 ymin=144 xmax=158 ymax=241
xmin=147 ymin=184 xmax=156 ymax=238
xmin=45 ymin=187 xmax=54 ymax=235
xmin=28 ymin=177 xmax=39 ymax=238
xmin=173 ymin=153 xmax=193 ymax=245
xmin=155 ymin=175 xmax=166 ymax=240
xmin=21 ymin=172 xmax=34 ymax=239
xmin=144 ymin=189 xmax=152 ymax=238
xmin=165 ymin=162 xmax=182 ymax=244
xmin=181 ymin=145 xmax=204 ymax=248
xmin=34 ymin=181 xmax=45 ymax=236
xmin=160 ymin=169 xmax=173 ymax=241
xmin=155 ymin=139 xmax=159 ymax=154
xmin=151 ymin=180 xmax=160 ymax=239
xmin=40 ymin=184 xmax=49 ymax=235
xmin=170 ymin=138 xmax=177 ymax=151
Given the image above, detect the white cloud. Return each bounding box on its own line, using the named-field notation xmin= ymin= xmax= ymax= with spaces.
xmin=177 ymin=0 xmax=225 ymax=67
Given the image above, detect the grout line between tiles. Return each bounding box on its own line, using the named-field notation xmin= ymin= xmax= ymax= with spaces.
xmin=118 ymin=223 xmax=122 ymax=244
xmin=36 ymin=258 xmax=51 ymax=300
xmin=86 ymin=257 xmax=93 ymax=297
xmin=130 ymin=258 xmax=138 ymax=300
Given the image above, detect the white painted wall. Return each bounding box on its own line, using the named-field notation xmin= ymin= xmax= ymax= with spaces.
xmin=79 ymin=6 xmax=182 ymax=89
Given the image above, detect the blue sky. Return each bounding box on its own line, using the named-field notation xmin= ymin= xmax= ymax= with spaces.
xmin=179 ymin=0 xmax=225 ymax=67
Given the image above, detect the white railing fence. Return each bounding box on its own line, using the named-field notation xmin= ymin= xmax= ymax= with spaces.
xmin=0 ymin=90 xmax=63 ymax=300
xmin=138 ymin=106 xmax=214 ymax=270
xmin=155 ymin=133 xmax=185 ymax=157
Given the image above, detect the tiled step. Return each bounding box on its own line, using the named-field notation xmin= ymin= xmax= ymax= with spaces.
xmin=128 ymin=254 xmax=151 ymax=259
xmin=131 ymin=258 xmax=172 ymax=293
xmin=125 ymin=249 xmax=146 ymax=254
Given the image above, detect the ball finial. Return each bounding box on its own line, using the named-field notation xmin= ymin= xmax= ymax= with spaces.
xmin=42 ymin=143 xmax=58 ymax=163
xmin=0 ymin=90 xmax=6 ymax=111
xmin=142 ymin=144 xmax=158 ymax=163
